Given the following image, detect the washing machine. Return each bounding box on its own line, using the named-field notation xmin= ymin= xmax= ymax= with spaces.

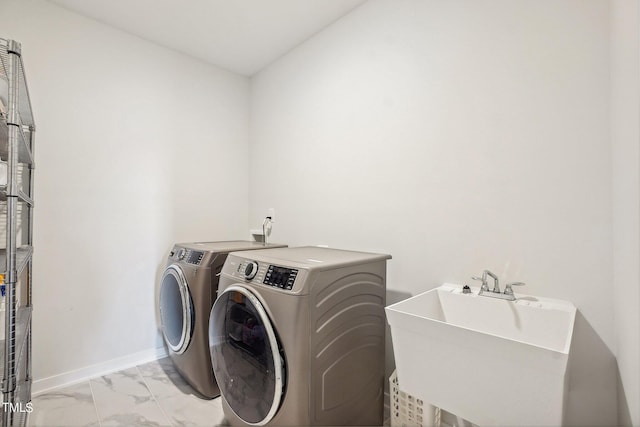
xmin=158 ymin=241 xmax=286 ymax=398
xmin=208 ymin=246 xmax=391 ymax=426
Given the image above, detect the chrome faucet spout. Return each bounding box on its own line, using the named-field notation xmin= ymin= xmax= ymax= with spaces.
xmin=484 ymin=270 xmax=499 ymax=293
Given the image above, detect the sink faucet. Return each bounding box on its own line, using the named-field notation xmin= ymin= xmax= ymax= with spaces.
xmin=471 ymin=270 xmax=525 ymax=301
xmin=471 ymin=269 xmax=499 ymax=293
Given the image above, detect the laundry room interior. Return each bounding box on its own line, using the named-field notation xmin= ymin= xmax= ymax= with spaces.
xmin=0 ymin=0 xmax=638 ymax=426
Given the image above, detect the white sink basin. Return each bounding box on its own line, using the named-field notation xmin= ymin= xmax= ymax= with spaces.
xmin=386 ymin=284 xmax=576 ymax=426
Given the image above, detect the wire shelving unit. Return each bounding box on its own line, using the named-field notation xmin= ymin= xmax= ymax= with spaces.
xmin=0 ymin=38 xmax=35 ymax=427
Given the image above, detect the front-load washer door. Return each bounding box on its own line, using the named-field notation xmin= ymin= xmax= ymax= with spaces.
xmin=159 ymin=264 xmax=194 ymax=354
xmin=209 ymin=285 xmax=285 ymax=426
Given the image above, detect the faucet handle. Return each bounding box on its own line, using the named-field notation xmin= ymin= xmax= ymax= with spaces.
xmin=504 ymin=282 xmax=525 ymax=296
xmin=471 ymin=275 xmax=489 ymax=291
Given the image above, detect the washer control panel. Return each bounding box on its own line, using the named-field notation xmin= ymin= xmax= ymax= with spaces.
xmin=187 ymin=250 xmax=204 ymax=265
xmin=171 ymin=247 xmax=204 ymax=265
xmin=263 ymin=265 xmax=298 ymax=290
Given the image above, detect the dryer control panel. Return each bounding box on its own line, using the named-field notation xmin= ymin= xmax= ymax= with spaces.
xmin=235 ymin=261 xmax=298 ymax=290
xmin=263 ymin=265 xmax=298 ymax=290
xmin=236 ymin=261 xmax=268 ymax=283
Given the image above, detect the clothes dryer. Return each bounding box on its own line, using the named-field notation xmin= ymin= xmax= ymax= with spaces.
xmin=209 ymin=246 xmax=391 ymax=425
xmin=158 ymin=241 xmax=286 ymax=398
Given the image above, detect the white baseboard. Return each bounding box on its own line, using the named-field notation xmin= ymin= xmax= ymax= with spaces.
xmin=32 ymin=347 xmax=168 ymax=396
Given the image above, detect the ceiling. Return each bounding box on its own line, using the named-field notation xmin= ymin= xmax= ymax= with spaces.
xmin=49 ymin=0 xmax=367 ymax=76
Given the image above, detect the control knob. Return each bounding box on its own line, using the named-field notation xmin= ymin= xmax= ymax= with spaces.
xmin=177 ymin=248 xmax=186 ymax=260
xmin=244 ymin=261 xmax=259 ymax=280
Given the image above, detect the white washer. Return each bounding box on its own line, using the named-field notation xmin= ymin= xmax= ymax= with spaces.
xmin=209 ymin=246 xmax=391 ymax=426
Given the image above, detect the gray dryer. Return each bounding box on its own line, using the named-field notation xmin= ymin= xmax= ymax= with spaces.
xmin=209 ymin=246 xmax=391 ymax=425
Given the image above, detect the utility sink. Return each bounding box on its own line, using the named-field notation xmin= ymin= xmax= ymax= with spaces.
xmin=386 ymin=284 xmax=576 ymax=426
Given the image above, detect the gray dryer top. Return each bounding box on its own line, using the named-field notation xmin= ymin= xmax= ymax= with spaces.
xmin=229 ymin=246 xmax=391 ymax=271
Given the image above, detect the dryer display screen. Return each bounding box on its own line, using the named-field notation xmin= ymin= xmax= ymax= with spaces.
xmin=264 ymin=265 xmax=298 ymax=290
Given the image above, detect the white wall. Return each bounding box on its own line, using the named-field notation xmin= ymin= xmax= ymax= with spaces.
xmin=0 ymin=1 xmax=250 ymax=387
xmin=611 ymin=1 xmax=640 ymax=425
xmin=250 ymin=1 xmax=616 ymax=425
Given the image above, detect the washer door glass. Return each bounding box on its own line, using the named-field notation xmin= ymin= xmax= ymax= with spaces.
xmin=159 ymin=265 xmax=193 ymax=354
xmin=209 ymin=285 xmax=285 ymax=426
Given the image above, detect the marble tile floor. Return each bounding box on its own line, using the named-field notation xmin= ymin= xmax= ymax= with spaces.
xmin=28 ymin=357 xmax=225 ymax=427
